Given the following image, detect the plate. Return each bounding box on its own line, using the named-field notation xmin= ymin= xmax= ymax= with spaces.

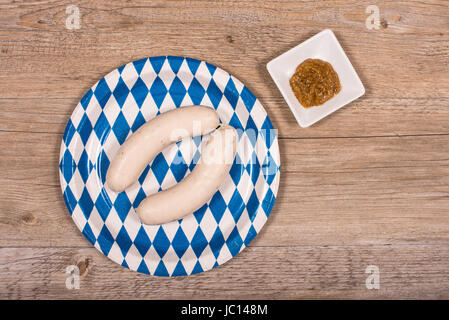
xmin=59 ymin=56 xmax=281 ymax=276
xmin=267 ymin=29 xmax=365 ymax=128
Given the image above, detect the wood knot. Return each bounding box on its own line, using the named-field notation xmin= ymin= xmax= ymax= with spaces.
xmin=226 ymin=35 xmax=234 ymax=44
xmin=22 ymin=213 xmax=38 ymax=225
xmin=77 ymin=258 xmax=90 ymax=276
xmin=380 ymin=18 xmax=388 ymax=29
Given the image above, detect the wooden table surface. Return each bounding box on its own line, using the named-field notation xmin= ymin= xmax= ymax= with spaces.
xmin=1 ymin=0 xmax=449 ymax=300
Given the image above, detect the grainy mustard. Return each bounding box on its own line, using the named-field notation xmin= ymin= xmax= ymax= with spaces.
xmin=289 ymin=58 xmax=341 ymax=108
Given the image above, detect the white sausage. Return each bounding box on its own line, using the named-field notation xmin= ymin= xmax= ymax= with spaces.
xmin=137 ymin=125 xmax=238 ymax=225
xmin=106 ymin=106 xmax=219 ymax=192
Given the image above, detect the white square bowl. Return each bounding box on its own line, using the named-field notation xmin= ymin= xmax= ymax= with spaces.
xmin=267 ymin=29 xmax=365 ymax=128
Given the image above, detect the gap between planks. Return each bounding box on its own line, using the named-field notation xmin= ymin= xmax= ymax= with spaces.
xmin=1 ymin=128 xmax=449 ymax=140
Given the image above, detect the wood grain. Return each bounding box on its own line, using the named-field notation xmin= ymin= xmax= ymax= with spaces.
xmin=2 ymin=245 xmax=449 ymax=299
xmin=1 ymin=132 xmax=449 ymax=247
xmin=1 ymin=0 xmax=449 ymax=299
xmin=2 ymin=97 xmax=449 ymax=139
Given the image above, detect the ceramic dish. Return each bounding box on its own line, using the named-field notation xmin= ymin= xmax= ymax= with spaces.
xmin=267 ymin=29 xmax=365 ymax=127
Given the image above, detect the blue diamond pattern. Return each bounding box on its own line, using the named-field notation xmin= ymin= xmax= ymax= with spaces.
xmin=82 ymin=223 xmax=96 ymax=245
xmin=93 ymin=112 xmax=111 ymax=144
xmin=121 ymin=259 xmax=129 ymax=268
xmin=261 ymin=117 xmax=275 ymax=148
xmin=149 ymin=56 xmax=165 ymax=74
xmin=97 ymin=225 xmax=114 ymax=255
xmin=131 ymin=78 xmax=148 ymax=108
xmin=247 ymin=153 xmax=260 ymax=185
xmin=151 ymin=153 xmax=170 ymax=185
xmin=172 ymin=227 xmax=190 ymax=258
xmin=168 ymin=56 xmax=184 ymax=74
xmin=60 ymin=149 xmax=75 ymax=183
xmin=209 ymin=192 xmax=227 ymax=224
xmin=229 ymin=112 xmax=244 ymax=130
xmin=228 ymin=190 xmax=245 ymax=223
xmin=77 ymin=113 xmax=93 ymax=146
xmin=133 ymin=57 xmax=148 ymax=75
xmin=191 ymin=228 xmax=208 ymax=258
xmin=149 ymin=76 xmax=167 ymax=108
xmin=63 ymin=187 xmax=77 ymax=213
xmin=111 ymin=111 xmax=130 ymax=145
xmin=131 ymin=111 xmax=146 ymax=132
xmin=206 ymin=80 xmax=223 ymax=108
xmin=245 ymin=117 xmax=258 ymax=146
xmin=137 ymin=260 xmax=150 ymax=274
xmin=98 ymin=150 xmax=110 ymax=185
xmin=188 ymin=78 xmax=206 ymax=105
xmin=240 ymin=86 xmax=256 ymax=112
xmin=153 ymin=227 xmax=170 ymax=258
xmin=226 ymin=226 xmax=243 ymax=257
xmin=191 ymin=261 xmax=204 ymax=274
xmin=138 ymin=165 xmax=150 ymax=185
xmin=170 ymin=151 xmax=188 ymax=183
xmin=246 ymin=190 xmax=260 ymax=222
xmin=95 ymin=191 xmax=112 ymax=221
xmin=94 ymin=78 xmax=112 ymax=109
xmin=193 ymin=203 xmax=208 ymax=224
xmin=224 ymin=77 xmax=239 ymax=108
xmin=79 ymin=188 xmax=94 ymax=219
xmin=114 ymin=193 xmax=132 ymax=222
xmin=116 ymin=225 xmax=133 ymax=257
xmin=169 ymin=77 xmax=187 ymax=107
xmin=155 ymin=261 xmax=169 ymax=276
xmin=186 ymin=57 xmax=200 ymax=75
xmin=63 ymin=119 xmax=76 ymax=146
xmin=78 ymin=150 xmax=92 ymax=183
xmin=134 ymin=225 xmax=152 ymax=256
xmin=244 ymin=225 xmax=257 ymax=246
xmin=113 ymin=77 xmax=130 ymax=108
xmin=189 ymin=150 xmax=201 ymax=172
xmin=206 ymin=62 xmax=217 ymax=76
xmin=262 ymin=151 xmax=276 ymax=185
xmin=59 ymin=56 xmax=280 ymax=277
xmin=261 ymin=188 xmax=275 ymax=217
xmin=210 ymin=227 xmax=225 ymax=258
xmin=229 ymin=154 xmax=243 ymax=186
xmin=133 ymin=188 xmax=147 ymax=208
xmin=80 ymin=89 xmax=93 ymax=110
xmin=172 ymin=261 xmax=187 ymax=276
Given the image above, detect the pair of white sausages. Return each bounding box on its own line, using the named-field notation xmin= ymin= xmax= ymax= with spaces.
xmin=106 ymin=106 xmax=237 ymax=225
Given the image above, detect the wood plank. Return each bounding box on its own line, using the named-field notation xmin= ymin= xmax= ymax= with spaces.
xmin=1 ymin=97 xmax=449 ymax=139
xmin=0 ymin=1 xmax=448 ymax=101
xmin=1 ymin=0 xmax=449 ymax=300
xmin=2 ymin=245 xmax=449 ymax=299
xmin=1 ymin=131 xmax=448 ymax=247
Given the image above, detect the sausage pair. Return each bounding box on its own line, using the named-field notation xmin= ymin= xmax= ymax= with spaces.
xmin=106 ymin=106 xmax=237 ymax=225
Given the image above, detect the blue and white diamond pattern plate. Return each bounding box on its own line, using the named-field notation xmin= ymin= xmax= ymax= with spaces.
xmin=59 ymin=56 xmax=281 ymax=276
